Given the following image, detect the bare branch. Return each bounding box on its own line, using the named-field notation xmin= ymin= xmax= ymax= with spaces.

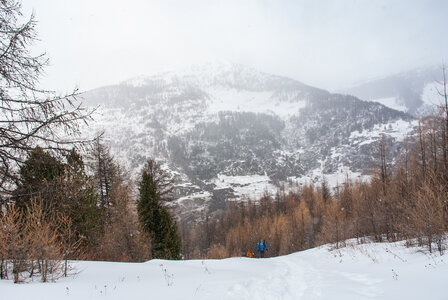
xmin=0 ymin=1 xmax=95 ymax=194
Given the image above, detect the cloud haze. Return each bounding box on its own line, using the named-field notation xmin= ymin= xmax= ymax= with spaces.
xmin=23 ymin=0 xmax=448 ymax=92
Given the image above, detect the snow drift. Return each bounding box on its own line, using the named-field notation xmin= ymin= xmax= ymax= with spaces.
xmin=2 ymin=240 xmax=447 ymax=300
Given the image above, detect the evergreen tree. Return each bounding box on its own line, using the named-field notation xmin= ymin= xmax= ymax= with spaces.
xmin=63 ymin=149 xmax=102 ymax=249
xmin=13 ymin=147 xmax=65 ymax=212
xmin=13 ymin=147 xmax=102 ymax=251
xmin=137 ymin=171 xmax=181 ymax=259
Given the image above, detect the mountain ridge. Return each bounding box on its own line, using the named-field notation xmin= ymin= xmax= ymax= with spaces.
xmin=342 ymin=65 xmax=443 ymax=116
xmin=82 ymin=62 xmax=416 ymax=221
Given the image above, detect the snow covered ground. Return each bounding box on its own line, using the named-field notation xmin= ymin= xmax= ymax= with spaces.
xmin=2 ymin=240 xmax=447 ymax=300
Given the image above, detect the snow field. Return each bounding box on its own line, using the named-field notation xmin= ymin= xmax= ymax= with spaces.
xmin=2 ymin=240 xmax=447 ymax=300
xmin=212 ymin=174 xmax=278 ymax=201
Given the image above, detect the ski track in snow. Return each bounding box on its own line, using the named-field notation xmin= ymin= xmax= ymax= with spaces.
xmin=227 ymin=258 xmax=306 ymax=299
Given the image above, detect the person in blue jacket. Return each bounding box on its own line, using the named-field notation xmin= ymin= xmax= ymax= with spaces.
xmin=257 ymin=239 xmax=268 ymax=258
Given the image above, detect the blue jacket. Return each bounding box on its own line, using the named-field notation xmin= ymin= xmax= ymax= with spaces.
xmin=257 ymin=241 xmax=268 ymax=251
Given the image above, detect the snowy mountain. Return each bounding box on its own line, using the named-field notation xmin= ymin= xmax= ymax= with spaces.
xmin=82 ymin=62 xmax=417 ymax=221
xmin=2 ymin=239 xmax=447 ymax=299
xmin=343 ymin=65 xmax=444 ymax=116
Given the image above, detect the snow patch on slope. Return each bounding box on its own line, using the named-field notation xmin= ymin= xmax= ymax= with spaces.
xmin=288 ymin=164 xmax=369 ymax=190
xmin=212 ymin=174 xmax=278 ymax=201
xmin=350 ymin=119 xmax=417 ymax=146
xmin=206 ymin=87 xmax=306 ymax=119
xmin=367 ymin=97 xmax=407 ymax=112
xmin=420 ymin=82 xmax=444 ymax=115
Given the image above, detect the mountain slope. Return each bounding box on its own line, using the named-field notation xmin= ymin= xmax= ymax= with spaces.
xmin=83 ymin=62 xmax=416 ymax=220
xmin=343 ymin=65 xmax=444 ymax=116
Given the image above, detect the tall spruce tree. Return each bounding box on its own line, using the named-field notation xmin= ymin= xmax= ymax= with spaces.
xmin=137 ymin=171 xmax=181 ymax=260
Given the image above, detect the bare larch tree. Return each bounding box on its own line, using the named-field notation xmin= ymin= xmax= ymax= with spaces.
xmin=0 ymin=1 xmax=93 ymax=193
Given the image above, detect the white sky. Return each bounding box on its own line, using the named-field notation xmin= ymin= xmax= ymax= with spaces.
xmin=23 ymin=0 xmax=448 ymax=93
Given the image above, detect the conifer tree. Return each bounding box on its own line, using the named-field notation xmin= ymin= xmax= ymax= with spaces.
xmin=137 ymin=171 xmax=181 ymax=259
xmin=13 ymin=147 xmax=102 ymax=250
xmin=63 ymin=149 xmax=102 ymax=249
xmin=13 ymin=147 xmax=65 ymax=212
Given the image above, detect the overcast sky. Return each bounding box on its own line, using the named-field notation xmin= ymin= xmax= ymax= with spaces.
xmin=23 ymin=0 xmax=448 ymax=93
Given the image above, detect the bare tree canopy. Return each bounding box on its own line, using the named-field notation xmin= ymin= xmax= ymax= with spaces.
xmin=0 ymin=1 xmax=93 ymax=192
xmin=142 ymin=158 xmax=175 ymax=202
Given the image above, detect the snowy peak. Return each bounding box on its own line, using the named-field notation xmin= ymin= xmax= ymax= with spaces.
xmin=121 ymin=61 xmax=321 ymax=94
xmin=88 ymin=62 xmax=327 ymax=120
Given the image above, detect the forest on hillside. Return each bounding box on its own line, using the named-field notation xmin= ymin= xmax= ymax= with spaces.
xmin=3 ymin=94 xmax=448 ymax=282
xmin=182 ymin=111 xmax=448 ymax=258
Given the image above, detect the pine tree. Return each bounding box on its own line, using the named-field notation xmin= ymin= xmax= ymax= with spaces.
xmin=137 ymin=171 xmax=181 ymax=260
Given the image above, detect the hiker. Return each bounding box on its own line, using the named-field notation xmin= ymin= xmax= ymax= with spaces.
xmin=257 ymin=240 xmax=268 ymax=258
xmin=245 ymin=250 xmax=254 ymax=258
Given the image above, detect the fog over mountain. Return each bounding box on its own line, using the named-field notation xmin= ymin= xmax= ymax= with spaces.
xmin=23 ymin=1 xmax=448 ymax=93
xmin=343 ymin=65 xmax=445 ymax=116
xmin=83 ymin=62 xmax=417 ymax=221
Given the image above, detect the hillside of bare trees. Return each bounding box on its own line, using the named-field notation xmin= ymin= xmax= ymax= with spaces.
xmin=182 ymin=102 xmax=448 ymax=259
